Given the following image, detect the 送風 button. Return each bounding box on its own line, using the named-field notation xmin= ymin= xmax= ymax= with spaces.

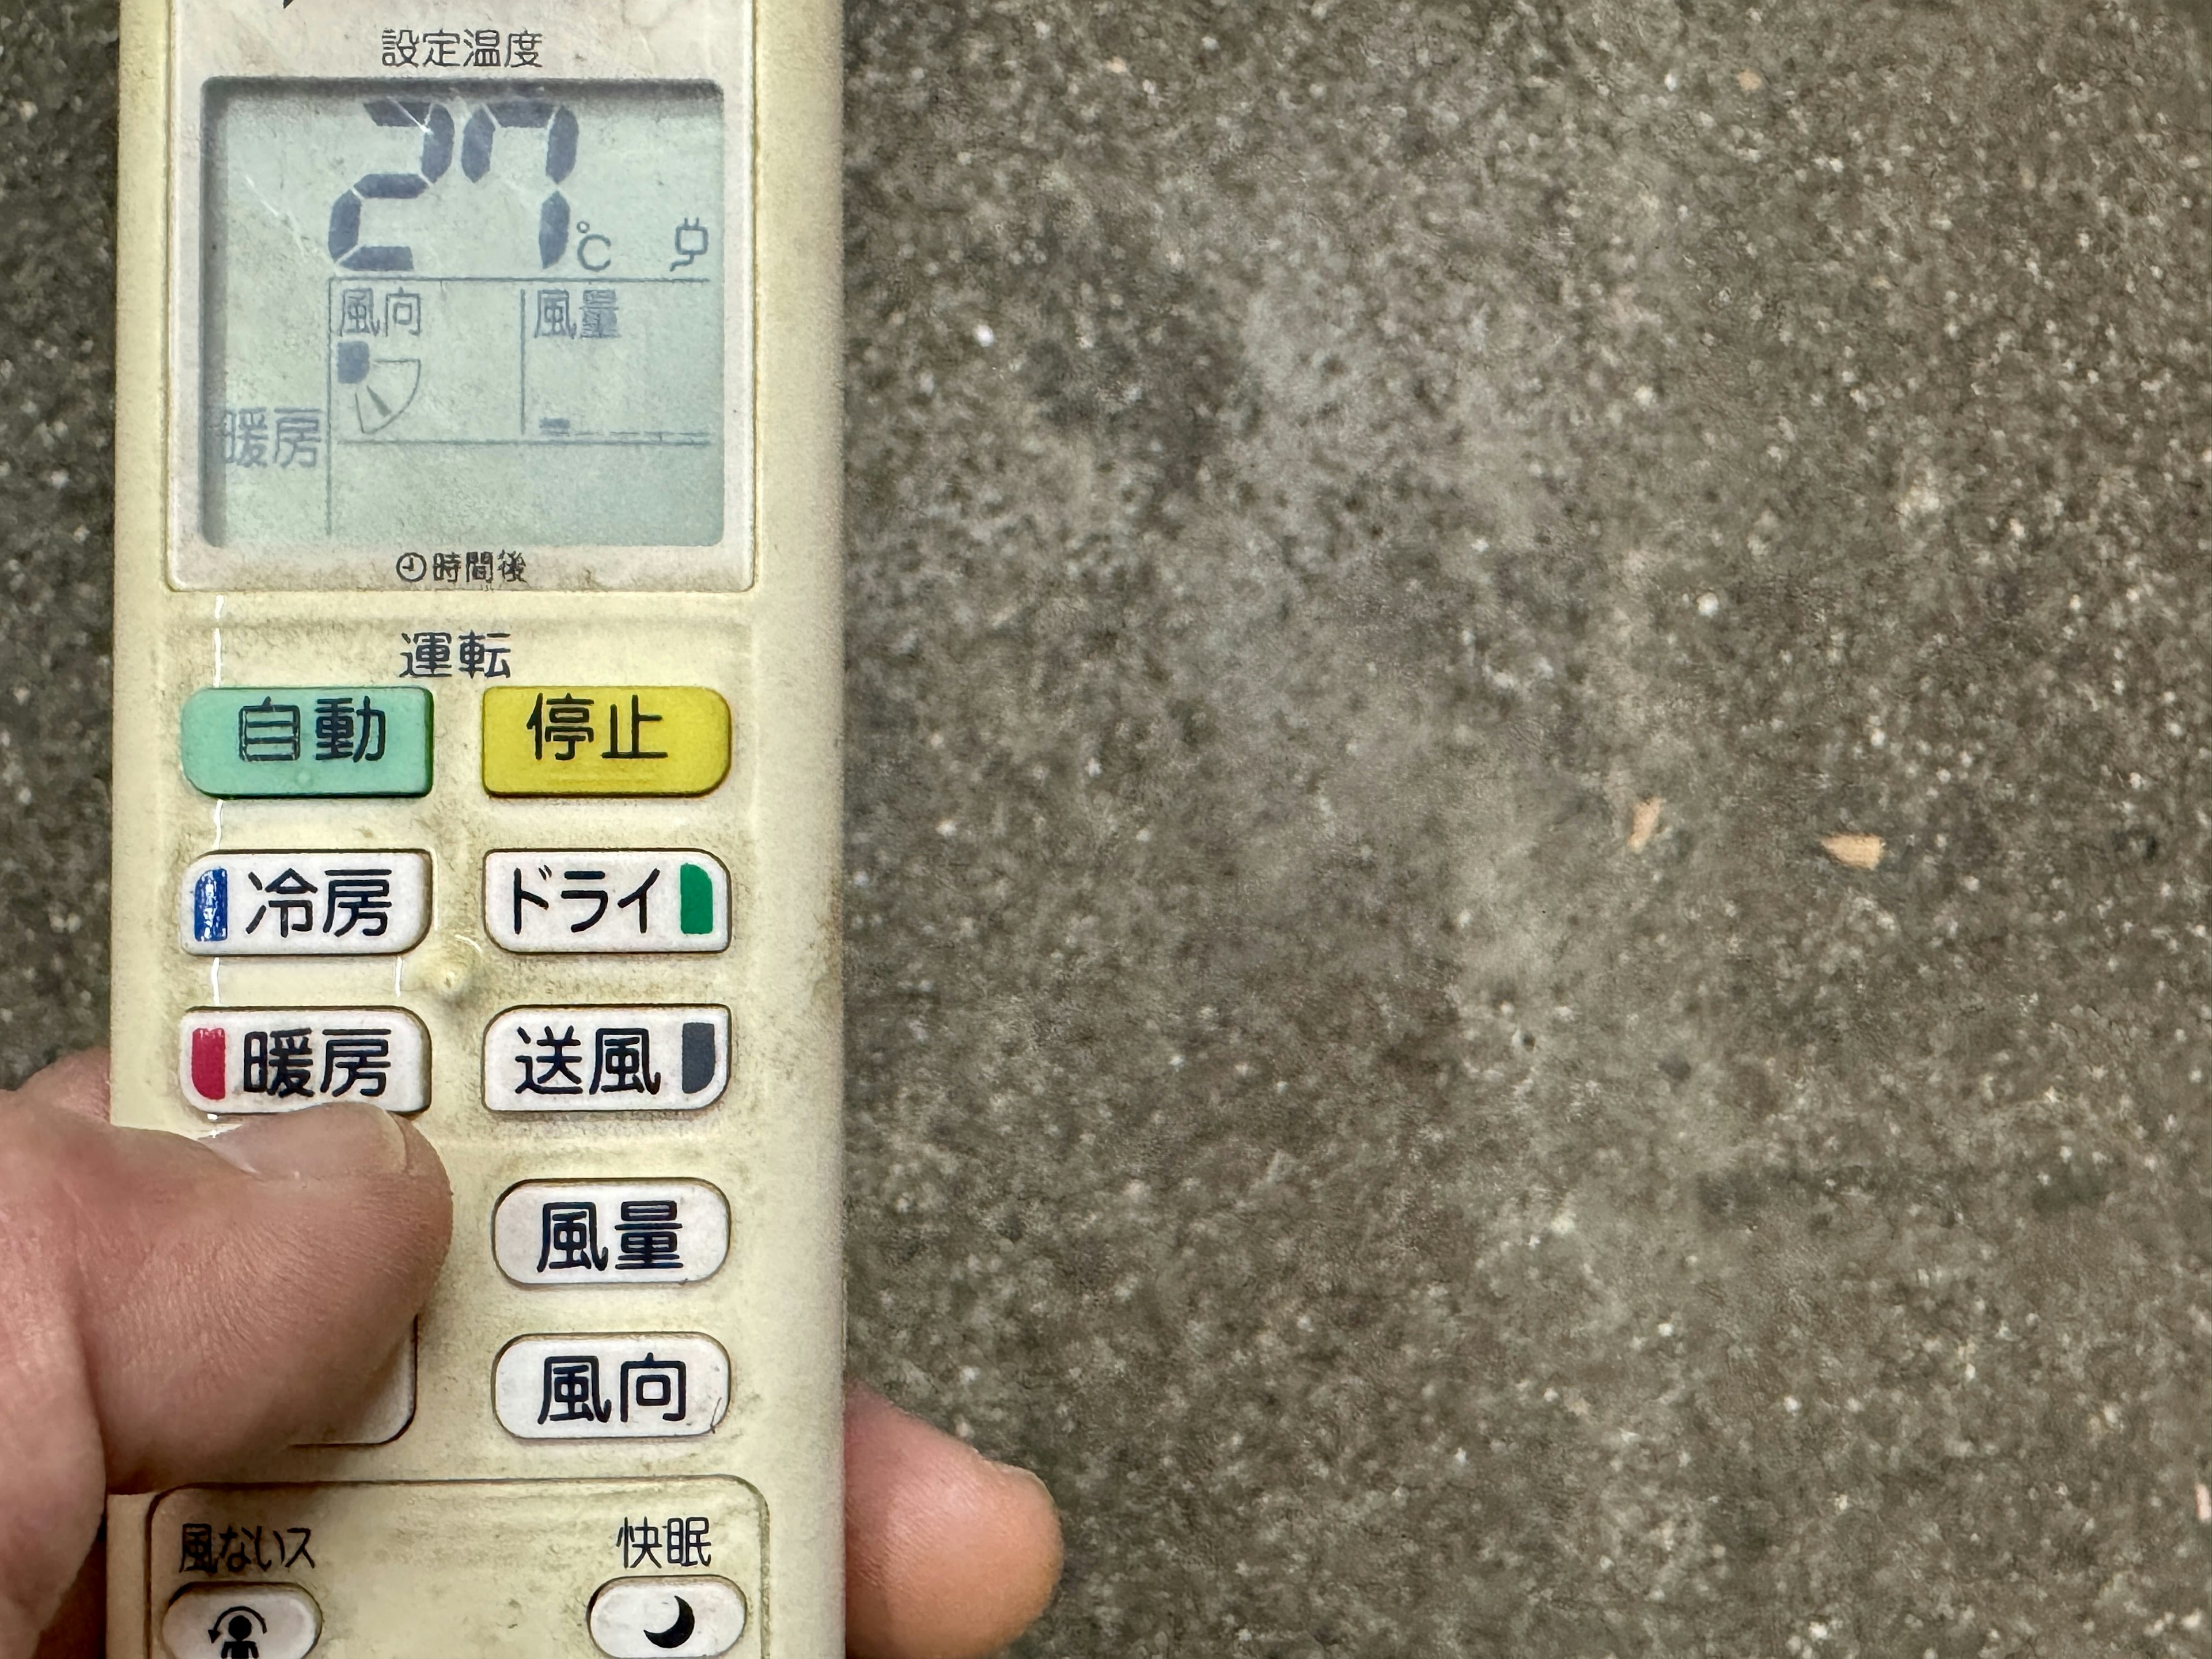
xmin=493 ymin=1334 xmax=729 ymax=1440
xmin=180 ymin=852 xmax=430 ymax=955
xmin=484 ymin=851 xmax=729 ymax=953
xmin=161 ymin=1584 xmax=321 ymax=1659
xmin=180 ymin=687 xmax=432 ymax=798
xmin=494 ymin=1180 xmax=730 ymax=1286
xmin=482 ymin=686 xmax=730 ymax=796
xmin=486 ymin=1005 xmax=730 ymax=1112
xmin=588 ymin=1577 xmax=748 ymax=1659
xmin=180 ymin=1009 xmax=429 ymax=1114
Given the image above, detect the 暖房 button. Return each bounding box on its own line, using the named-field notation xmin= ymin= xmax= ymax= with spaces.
xmin=481 ymin=685 xmax=730 ymax=796
xmin=180 ymin=687 xmax=432 ymax=798
xmin=494 ymin=1180 xmax=730 ymax=1286
xmin=486 ymin=1005 xmax=730 ymax=1112
xmin=588 ymin=1577 xmax=748 ymax=1659
xmin=180 ymin=852 xmax=430 ymax=955
xmin=162 ymin=1584 xmax=321 ymax=1659
xmin=484 ymin=851 xmax=729 ymax=952
xmin=493 ymin=1334 xmax=729 ymax=1440
xmin=179 ymin=1009 xmax=429 ymax=1114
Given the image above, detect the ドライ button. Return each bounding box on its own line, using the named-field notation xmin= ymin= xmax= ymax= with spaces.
xmin=588 ymin=1577 xmax=748 ymax=1659
xmin=494 ymin=1180 xmax=730 ymax=1286
xmin=180 ymin=687 xmax=431 ymax=798
xmin=162 ymin=1585 xmax=321 ymax=1659
xmin=482 ymin=685 xmax=730 ymax=796
xmin=484 ymin=851 xmax=729 ymax=952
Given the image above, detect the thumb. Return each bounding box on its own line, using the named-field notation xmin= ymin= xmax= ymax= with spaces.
xmin=0 ymin=1082 xmax=450 ymax=1653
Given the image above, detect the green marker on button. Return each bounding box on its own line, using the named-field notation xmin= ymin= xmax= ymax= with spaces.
xmin=679 ymin=861 xmax=717 ymax=935
xmin=180 ymin=686 xmax=433 ymax=798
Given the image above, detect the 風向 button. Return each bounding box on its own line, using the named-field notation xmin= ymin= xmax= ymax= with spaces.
xmin=180 ymin=687 xmax=432 ymax=798
xmin=486 ymin=1005 xmax=730 ymax=1112
xmin=484 ymin=851 xmax=729 ymax=953
xmin=588 ymin=1577 xmax=748 ymax=1659
xmin=494 ymin=1180 xmax=730 ymax=1286
xmin=180 ymin=852 xmax=430 ymax=955
xmin=482 ymin=686 xmax=730 ymax=796
xmin=161 ymin=1584 xmax=321 ymax=1659
xmin=180 ymin=1009 xmax=429 ymax=1114
xmin=493 ymin=1334 xmax=729 ymax=1440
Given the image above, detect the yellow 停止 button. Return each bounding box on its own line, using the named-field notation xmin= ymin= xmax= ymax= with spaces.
xmin=482 ymin=686 xmax=731 ymax=797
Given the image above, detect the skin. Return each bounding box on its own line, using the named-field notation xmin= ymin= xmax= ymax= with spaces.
xmin=0 ymin=1051 xmax=1061 ymax=1659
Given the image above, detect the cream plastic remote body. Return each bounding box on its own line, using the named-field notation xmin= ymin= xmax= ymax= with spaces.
xmin=104 ymin=0 xmax=842 ymax=1654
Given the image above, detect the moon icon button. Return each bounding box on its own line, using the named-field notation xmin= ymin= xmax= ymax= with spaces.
xmin=588 ymin=1577 xmax=747 ymax=1658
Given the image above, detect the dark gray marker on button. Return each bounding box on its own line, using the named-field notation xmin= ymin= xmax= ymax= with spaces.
xmin=681 ymin=1021 xmax=717 ymax=1094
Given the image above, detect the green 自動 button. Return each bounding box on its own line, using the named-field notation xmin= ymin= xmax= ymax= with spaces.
xmin=180 ymin=686 xmax=433 ymax=798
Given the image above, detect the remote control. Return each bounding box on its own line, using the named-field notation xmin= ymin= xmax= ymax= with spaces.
xmin=103 ymin=0 xmax=843 ymax=1654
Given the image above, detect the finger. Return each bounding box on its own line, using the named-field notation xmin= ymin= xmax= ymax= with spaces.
xmin=844 ymin=1384 xmax=1063 ymax=1659
xmin=0 ymin=1073 xmax=450 ymax=1653
xmin=13 ymin=1050 xmax=112 ymax=1122
xmin=28 ymin=1543 xmax=97 ymax=1659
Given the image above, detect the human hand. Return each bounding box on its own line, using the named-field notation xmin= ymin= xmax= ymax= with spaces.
xmin=2 ymin=1051 xmax=1060 ymax=1659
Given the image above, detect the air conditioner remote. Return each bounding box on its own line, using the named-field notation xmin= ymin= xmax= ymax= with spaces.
xmin=104 ymin=0 xmax=843 ymax=1653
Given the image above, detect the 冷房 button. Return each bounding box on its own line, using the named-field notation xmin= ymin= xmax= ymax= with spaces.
xmin=588 ymin=1577 xmax=748 ymax=1659
xmin=484 ymin=851 xmax=729 ymax=953
xmin=180 ymin=687 xmax=432 ymax=798
xmin=180 ymin=852 xmax=430 ymax=955
xmin=493 ymin=1334 xmax=729 ymax=1440
xmin=180 ymin=1009 xmax=429 ymax=1114
xmin=486 ymin=1005 xmax=730 ymax=1112
xmin=482 ymin=685 xmax=730 ymax=796
xmin=161 ymin=1584 xmax=321 ymax=1659
xmin=494 ymin=1180 xmax=730 ymax=1286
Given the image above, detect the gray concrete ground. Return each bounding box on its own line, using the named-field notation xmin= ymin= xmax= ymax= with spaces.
xmin=3 ymin=2 xmax=2209 ymax=1654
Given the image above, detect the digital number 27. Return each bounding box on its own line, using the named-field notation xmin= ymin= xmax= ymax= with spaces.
xmin=327 ymin=97 xmax=578 ymax=272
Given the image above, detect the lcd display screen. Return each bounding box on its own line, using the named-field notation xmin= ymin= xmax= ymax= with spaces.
xmin=201 ymin=81 xmax=724 ymax=549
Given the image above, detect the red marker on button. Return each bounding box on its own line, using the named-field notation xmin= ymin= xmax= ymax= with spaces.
xmin=188 ymin=1026 xmax=226 ymax=1102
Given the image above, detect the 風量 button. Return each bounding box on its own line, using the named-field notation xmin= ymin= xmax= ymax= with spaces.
xmin=481 ymin=686 xmax=730 ymax=796
xmin=494 ymin=1180 xmax=730 ymax=1286
xmin=180 ymin=687 xmax=432 ymax=798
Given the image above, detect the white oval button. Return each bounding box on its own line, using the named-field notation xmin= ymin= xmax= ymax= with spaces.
xmin=162 ymin=1585 xmax=321 ymax=1659
xmin=483 ymin=851 xmax=729 ymax=953
xmin=485 ymin=1006 xmax=730 ymax=1113
xmin=494 ymin=1181 xmax=730 ymax=1286
xmin=493 ymin=1334 xmax=729 ymax=1440
xmin=588 ymin=1576 xmax=747 ymax=1658
xmin=179 ymin=1009 xmax=430 ymax=1115
xmin=180 ymin=852 xmax=431 ymax=955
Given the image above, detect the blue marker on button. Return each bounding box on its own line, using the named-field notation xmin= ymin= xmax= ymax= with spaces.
xmin=191 ymin=866 xmax=228 ymax=944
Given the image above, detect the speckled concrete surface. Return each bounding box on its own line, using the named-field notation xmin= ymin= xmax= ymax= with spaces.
xmin=4 ymin=2 xmax=2209 ymax=1655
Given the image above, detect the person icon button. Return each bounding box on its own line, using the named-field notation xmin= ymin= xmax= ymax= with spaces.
xmin=218 ymin=1611 xmax=259 ymax=1659
xmin=160 ymin=1585 xmax=323 ymax=1659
